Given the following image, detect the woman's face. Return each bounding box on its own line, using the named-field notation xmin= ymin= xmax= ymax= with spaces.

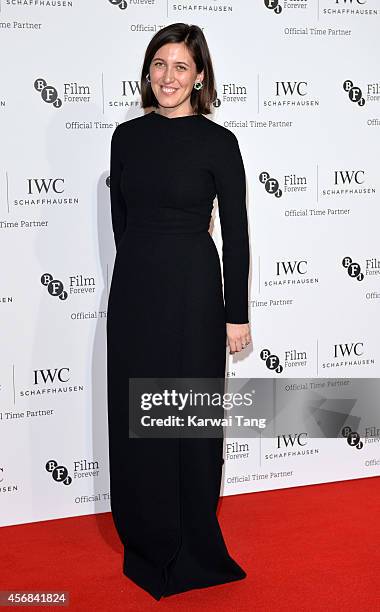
xmin=149 ymin=42 xmax=203 ymax=112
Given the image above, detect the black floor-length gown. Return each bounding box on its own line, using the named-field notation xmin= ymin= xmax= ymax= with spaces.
xmin=106 ymin=109 xmax=250 ymax=600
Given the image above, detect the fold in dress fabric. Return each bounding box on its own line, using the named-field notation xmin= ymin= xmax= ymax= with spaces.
xmin=106 ymin=110 xmax=250 ymax=600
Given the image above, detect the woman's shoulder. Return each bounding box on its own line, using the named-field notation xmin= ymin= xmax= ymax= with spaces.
xmin=200 ymin=114 xmax=239 ymax=144
xmin=113 ymin=112 xmax=151 ymax=136
xmin=112 ymin=111 xmax=239 ymax=148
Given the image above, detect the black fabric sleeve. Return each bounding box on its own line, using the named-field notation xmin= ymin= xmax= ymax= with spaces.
xmin=109 ymin=124 xmax=127 ymax=249
xmin=213 ymin=131 xmax=250 ymax=324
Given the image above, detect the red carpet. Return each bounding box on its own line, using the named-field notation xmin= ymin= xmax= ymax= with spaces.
xmin=1 ymin=477 xmax=379 ymax=611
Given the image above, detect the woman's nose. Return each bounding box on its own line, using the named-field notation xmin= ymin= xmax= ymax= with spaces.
xmin=163 ymin=67 xmax=175 ymax=82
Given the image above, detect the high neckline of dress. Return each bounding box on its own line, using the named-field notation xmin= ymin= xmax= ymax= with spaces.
xmin=150 ymin=110 xmax=202 ymax=121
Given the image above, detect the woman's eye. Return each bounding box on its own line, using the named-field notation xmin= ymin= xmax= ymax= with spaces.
xmin=153 ymin=62 xmax=186 ymax=70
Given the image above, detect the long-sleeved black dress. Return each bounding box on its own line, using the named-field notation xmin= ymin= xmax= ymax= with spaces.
xmin=106 ymin=110 xmax=250 ymax=600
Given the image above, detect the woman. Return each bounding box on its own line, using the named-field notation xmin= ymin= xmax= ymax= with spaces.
xmin=106 ymin=22 xmax=251 ymax=600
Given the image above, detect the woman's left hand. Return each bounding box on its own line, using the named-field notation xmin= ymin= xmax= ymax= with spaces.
xmin=226 ymin=322 xmax=251 ymax=354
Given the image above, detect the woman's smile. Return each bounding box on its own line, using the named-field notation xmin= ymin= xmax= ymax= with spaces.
xmin=161 ymin=85 xmax=178 ymax=95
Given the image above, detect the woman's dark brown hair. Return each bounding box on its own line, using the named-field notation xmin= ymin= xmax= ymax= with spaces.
xmin=140 ymin=23 xmax=216 ymax=115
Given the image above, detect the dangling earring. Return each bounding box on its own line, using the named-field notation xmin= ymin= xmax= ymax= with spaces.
xmin=145 ymin=73 xmax=151 ymax=84
xmin=193 ymin=81 xmax=203 ymax=91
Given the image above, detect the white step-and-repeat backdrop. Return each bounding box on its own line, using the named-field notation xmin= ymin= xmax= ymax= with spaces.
xmin=1 ymin=1 xmax=379 ymax=526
